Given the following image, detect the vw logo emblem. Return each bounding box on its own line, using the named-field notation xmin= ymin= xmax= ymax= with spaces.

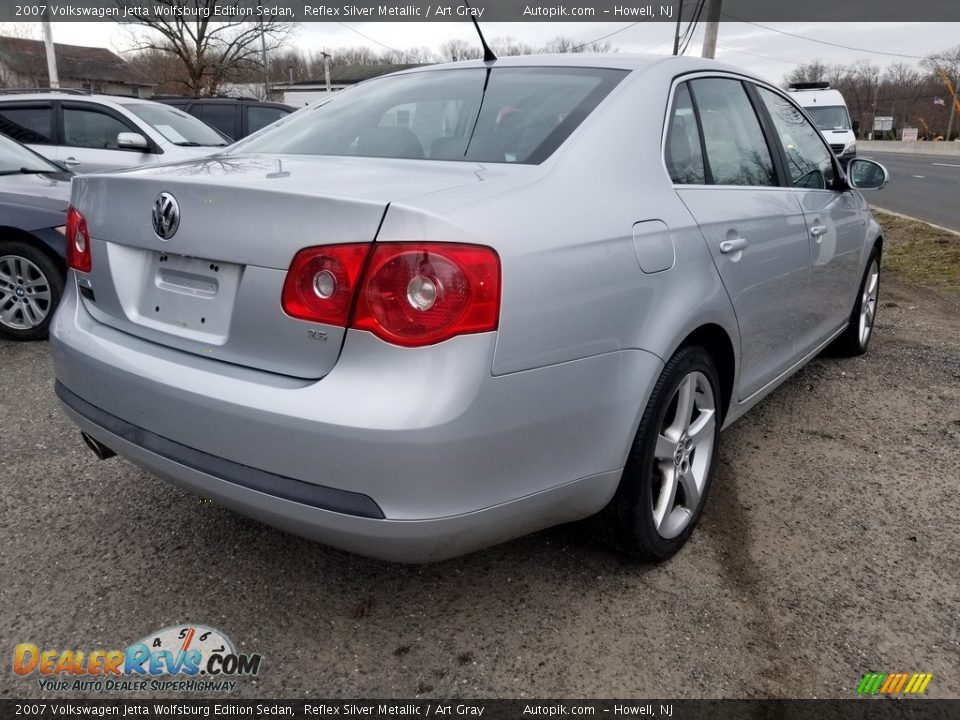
xmin=152 ymin=192 xmax=180 ymax=240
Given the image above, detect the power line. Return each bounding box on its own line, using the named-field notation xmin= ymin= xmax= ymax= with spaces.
xmin=722 ymin=16 xmax=925 ymax=59
xmin=566 ymin=22 xmax=644 ymax=52
xmin=721 ymin=46 xmax=800 ymax=65
xmin=678 ymin=0 xmax=706 ymax=55
xmin=336 ymin=22 xmax=422 ymax=62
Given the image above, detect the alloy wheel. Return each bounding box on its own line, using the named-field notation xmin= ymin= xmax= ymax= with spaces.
xmin=0 ymin=254 xmax=53 ymax=330
xmin=651 ymin=370 xmax=717 ymax=539
xmin=859 ymin=259 xmax=879 ymax=347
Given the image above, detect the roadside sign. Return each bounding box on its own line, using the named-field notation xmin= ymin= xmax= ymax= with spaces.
xmin=874 ymin=116 xmax=894 ymax=132
xmin=901 ymin=127 xmax=919 ymax=141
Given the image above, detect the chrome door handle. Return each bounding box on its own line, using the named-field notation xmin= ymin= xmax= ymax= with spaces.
xmin=719 ymin=237 xmax=748 ymax=254
xmin=63 ymin=157 xmax=81 ymax=166
xmin=810 ymin=225 xmax=827 ymax=237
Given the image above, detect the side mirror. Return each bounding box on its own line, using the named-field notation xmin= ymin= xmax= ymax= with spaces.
xmin=847 ymin=158 xmax=889 ymax=190
xmin=852 ymin=119 xmax=861 ymax=134
xmin=117 ymin=132 xmax=149 ymax=150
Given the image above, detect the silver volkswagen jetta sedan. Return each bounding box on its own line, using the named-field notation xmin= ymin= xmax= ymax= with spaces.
xmin=50 ymin=55 xmax=888 ymax=562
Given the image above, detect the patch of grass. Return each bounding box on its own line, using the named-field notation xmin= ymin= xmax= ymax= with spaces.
xmin=874 ymin=210 xmax=960 ymax=292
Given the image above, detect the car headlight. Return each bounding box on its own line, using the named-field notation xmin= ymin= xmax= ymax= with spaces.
xmin=844 ymin=140 xmax=857 ymax=155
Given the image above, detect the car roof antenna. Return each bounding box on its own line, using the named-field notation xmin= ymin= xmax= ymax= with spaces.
xmin=462 ymin=1 xmax=497 ymax=62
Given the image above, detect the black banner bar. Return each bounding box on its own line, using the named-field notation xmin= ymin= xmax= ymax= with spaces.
xmin=3 ymin=700 xmax=960 ymax=720
xmin=0 ymin=0 xmax=959 ymax=23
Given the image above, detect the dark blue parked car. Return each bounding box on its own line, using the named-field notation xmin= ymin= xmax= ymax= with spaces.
xmin=0 ymin=134 xmax=71 ymax=340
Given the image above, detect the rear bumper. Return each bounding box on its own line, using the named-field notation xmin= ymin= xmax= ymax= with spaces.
xmin=50 ymin=280 xmax=663 ymax=561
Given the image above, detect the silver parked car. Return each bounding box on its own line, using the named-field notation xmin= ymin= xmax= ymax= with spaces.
xmin=50 ymin=56 xmax=888 ymax=562
xmin=0 ymin=91 xmax=229 ymax=174
xmin=0 ymin=133 xmax=71 ymax=340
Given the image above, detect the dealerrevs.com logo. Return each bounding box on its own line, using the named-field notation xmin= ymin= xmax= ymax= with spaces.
xmin=13 ymin=625 xmax=262 ymax=693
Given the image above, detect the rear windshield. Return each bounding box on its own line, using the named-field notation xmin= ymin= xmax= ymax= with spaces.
xmin=125 ymin=103 xmax=230 ymax=147
xmin=233 ymin=67 xmax=627 ymax=164
xmin=0 ymin=132 xmax=60 ymax=174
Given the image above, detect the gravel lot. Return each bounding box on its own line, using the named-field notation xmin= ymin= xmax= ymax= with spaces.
xmin=2 ymin=271 xmax=958 ymax=700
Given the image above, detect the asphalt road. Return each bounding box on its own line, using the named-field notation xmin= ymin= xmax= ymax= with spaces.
xmin=2 ymin=277 xmax=959 ymax=701
xmin=860 ymin=151 xmax=960 ymax=232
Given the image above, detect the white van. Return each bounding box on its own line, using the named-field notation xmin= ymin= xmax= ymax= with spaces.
xmin=787 ymin=82 xmax=858 ymax=166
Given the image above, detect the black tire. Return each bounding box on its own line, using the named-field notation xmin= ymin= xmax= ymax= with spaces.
xmin=832 ymin=247 xmax=880 ymax=357
xmin=0 ymin=239 xmax=65 ymax=341
xmin=604 ymin=346 xmax=722 ymax=561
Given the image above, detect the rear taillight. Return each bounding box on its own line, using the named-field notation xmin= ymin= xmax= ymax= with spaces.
xmin=281 ymin=244 xmax=371 ymax=325
xmin=65 ymin=207 xmax=91 ymax=273
xmin=281 ymin=242 xmax=501 ymax=347
xmin=353 ymin=243 xmax=500 ymax=347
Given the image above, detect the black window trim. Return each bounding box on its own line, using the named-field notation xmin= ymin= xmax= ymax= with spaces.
xmin=749 ymin=83 xmax=846 ymax=193
xmin=0 ymin=100 xmax=57 ymax=146
xmin=59 ymin=100 xmax=162 ymax=154
xmin=662 ymin=69 xmax=848 ymax=190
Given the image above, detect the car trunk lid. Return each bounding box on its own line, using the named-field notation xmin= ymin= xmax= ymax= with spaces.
xmin=72 ymin=155 xmax=486 ymax=379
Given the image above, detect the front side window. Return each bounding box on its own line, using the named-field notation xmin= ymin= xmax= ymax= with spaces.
xmin=759 ymin=88 xmax=836 ymax=190
xmin=688 ymin=78 xmax=777 ymax=187
xmin=0 ymin=105 xmax=54 ymax=145
xmin=234 ymin=67 xmax=627 ymax=164
xmin=665 ymin=83 xmax=706 ymax=185
xmin=63 ymin=106 xmax=133 ymax=150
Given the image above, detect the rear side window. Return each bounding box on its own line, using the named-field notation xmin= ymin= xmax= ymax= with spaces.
xmin=247 ymin=105 xmax=290 ymax=134
xmin=758 ymin=88 xmax=836 ymax=190
xmin=198 ymin=104 xmax=237 ymax=139
xmin=234 ymin=67 xmax=627 ymax=164
xmin=63 ymin=106 xmax=134 ymax=149
xmin=688 ymin=78 xmax=776 ymax=187
xmin=0 ymin=105 xmax=54 ymax=145
xmin=665 ymin=83 xmax=706 ymax=184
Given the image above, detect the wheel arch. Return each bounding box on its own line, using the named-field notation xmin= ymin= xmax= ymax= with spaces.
xmin=0 ymin=226 xmax=66 ymax=271
xmin=677 ymin=323 xmax=736 ymax=423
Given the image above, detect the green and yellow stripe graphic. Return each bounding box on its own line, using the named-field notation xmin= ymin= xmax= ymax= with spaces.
xmin=857 ymin=672 xmax=933 ymax=695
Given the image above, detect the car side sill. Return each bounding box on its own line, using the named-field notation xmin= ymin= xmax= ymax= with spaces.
xmin=54 ymin=381 xmax=386 ymax=520
xmin=722 ymin=323 xmax=848 ymax=430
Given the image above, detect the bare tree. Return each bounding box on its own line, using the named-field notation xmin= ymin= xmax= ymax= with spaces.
xmin=115 ymin=1 xmax=293 ymax=95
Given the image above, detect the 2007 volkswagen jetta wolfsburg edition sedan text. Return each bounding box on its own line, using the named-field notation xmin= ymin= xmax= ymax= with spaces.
xmin=50 ymin=55 xmax=889 ymax=562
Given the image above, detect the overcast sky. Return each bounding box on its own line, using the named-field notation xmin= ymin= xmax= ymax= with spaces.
xmin=4 ymin=21 xmax=959 ymax=83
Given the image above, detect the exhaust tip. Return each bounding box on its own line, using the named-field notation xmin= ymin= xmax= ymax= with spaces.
xmin=81 ymin=431 xmax=116 ymax=460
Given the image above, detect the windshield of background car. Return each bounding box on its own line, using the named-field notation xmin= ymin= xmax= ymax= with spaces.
xmin=233 ymin=67 xmax=628 ymax=164
xmin=125 ymin=104 xmax=230 ymax=147
xmin=0 ymin=133 xmax=60 ymax=173
xmin=805 ymin=105 xmax=852 ymax=131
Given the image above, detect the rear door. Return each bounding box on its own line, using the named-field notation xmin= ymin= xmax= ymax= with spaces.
xmin=754 ymin=86 xmax=864 ymax=344
xmin=60 ymin=101 xmax=159 ymax=172
xmin=669 ymin=77 xmax=812 ymax=400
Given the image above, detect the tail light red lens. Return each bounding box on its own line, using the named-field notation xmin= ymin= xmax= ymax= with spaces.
xmin=281 ymin=244 xmax=371 ymax=325
xmin=281 ymin=242 xmax=501 ymax=347
xmin=353 ymin=243 xmax=500 ymax=347
xmin=65 ymin=207 xmax=91 ymax=273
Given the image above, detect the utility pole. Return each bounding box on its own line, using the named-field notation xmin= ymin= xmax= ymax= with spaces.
xmin=321 ymin=52 xmax=332 ymax=94
xmin=672 ymin=0 xmax=684 ymax=55
xmin=701 ymin=0 xmax=722 ymax=59
xmin=259 ymin=16 xmax=270 ymax=100
xmin=41 ymin=16 xmax=59 ymax=88
xmin=870 ymin=79 xmax=880 ymax=140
